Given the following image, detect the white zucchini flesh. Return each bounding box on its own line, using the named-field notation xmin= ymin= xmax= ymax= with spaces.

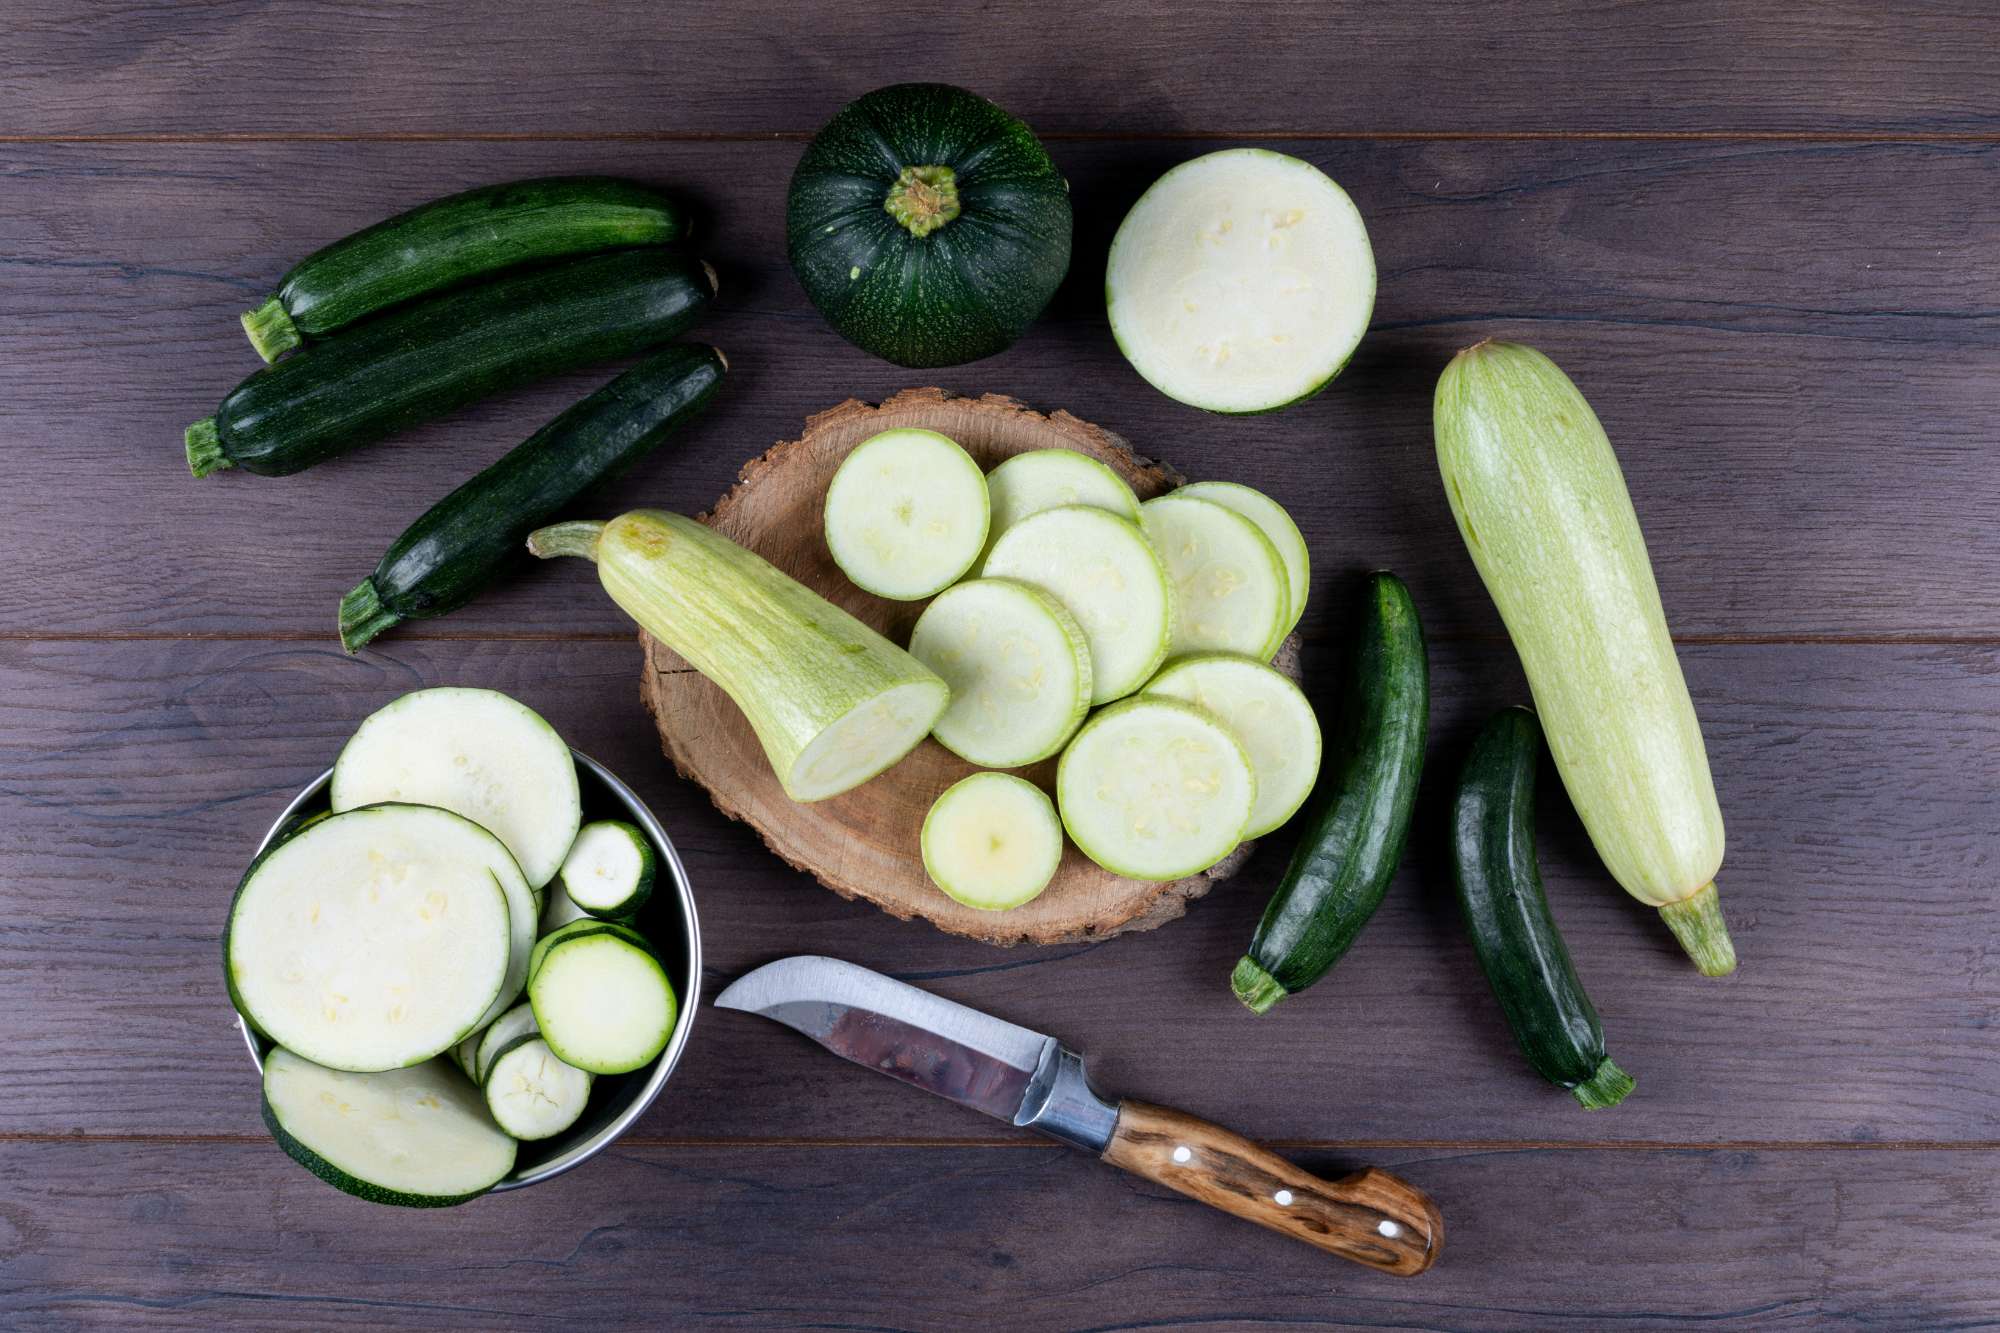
xmin=262 ymin=1049 xmax=516 ymax=1207
xmin=450 ymin=1029 xmax=484 ymax=1081
xmin=980 ymin=449 xmax=1141 ymax=562
xmin=529 ymin=930 xmax=679 ymax=1075
xmin=539 ymin=884 xmax=593 ymax=935
xmin=921 ymin=772 xmax=1065 ymax=911
xmin=473 ymin=1002 xmax=539 ymax=1085
xmin=907 ymin=578 xmax=1093 ymax=767
xmin=331 ymin=687 xmax=581 ymax=890
xmin=1055 ymin=696 xmax=1256 ymax=881
xmin=226 ymin=805 xmax=515 ymax=1072
xmin=980 ymin=505 xmax=1173 ymax=705
xmin=1142 ymin=653 xmax=1322 ymax=839
xmin=824 ymin=428 xmax=990 ymax=600
xmin=1140 ymin=495 xmax=1289 ymax=661
xmin=1176 ymin=481 xmax=1311 ymax=635
xmin=1107 ymin=148 xmax=1375 ymax=413
xmin=483 ymin=1036 xmax=594 ymax=1140
xmin=558 ymin=820 xmax=655 ymax=917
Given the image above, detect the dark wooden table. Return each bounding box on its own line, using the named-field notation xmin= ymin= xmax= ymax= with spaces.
xmin=5 ymin=4 xmax=1997 ymax=1328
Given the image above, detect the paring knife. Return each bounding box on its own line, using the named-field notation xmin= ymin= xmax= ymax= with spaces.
xmin=715 ymin=955 xmax=1443 ymax=1275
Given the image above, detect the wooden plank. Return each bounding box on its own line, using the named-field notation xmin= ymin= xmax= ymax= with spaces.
xmin=2 ymin=139 xmax=1996 ymax=640
xmin=3 ymin=1139 xmax=1996 ymax=1328
xmin=3 ymin=636 xmax=1994 ymax=1143
xmin=3 ymin=2 xmax=1996 ymax=137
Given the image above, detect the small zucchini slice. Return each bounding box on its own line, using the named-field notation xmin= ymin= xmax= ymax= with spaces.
xmin=981 ymin=448 xmax=1141 ymax=562
xmin=483 ymin=1036 xmax=594 ymax=1140
xmin=528 ymin=925 xmax=678 ymax=1075
xmin=1454 ymin=707 xmax=1635 ymax=1109
xmin=1141 ymin=652 xmax=1322 ymax=840
xmin=824 ymin=428 xmax=990 ymax=600
xmin=557 ymin=820 xmax=656 ymax=919
xmin=1056 ymin=696 xmax=1255 ymax=881
xmin=1140 ymin=494 xmax=1290 ymax=661
xmin=921 ymin=772 xmax=1064 ymax=911
xmin=1233 ymin=572 xmax=1428 ymax=1013
xmin=907 ymin=578 xmax=1093 ymax=768
xmin=1175 ymin=481 xmax=1311 ymax=635
xmin=472 ymin=1002 xmax=540 ymax=1086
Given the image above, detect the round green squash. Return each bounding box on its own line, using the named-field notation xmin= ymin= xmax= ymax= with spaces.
xmin=786 ymin=83 xmax=1072 ymax=368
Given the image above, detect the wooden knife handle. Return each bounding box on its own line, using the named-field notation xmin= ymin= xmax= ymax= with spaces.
xmin=1101 ymin=1101 xmax=1442 ymax=1275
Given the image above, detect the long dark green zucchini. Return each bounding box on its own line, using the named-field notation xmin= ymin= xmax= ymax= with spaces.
xmin=1232 ymin=571 xmax=1428 ymax=1013
xmin=338 ymin=344 xmax=728 ymax=652
xmin=241 ymin=177 xmax=690 ymax=361
xmin=1452 ymin=707 xmax=1634 ymax=1109
xmin=187 ymin=249 xmax=715 ymax=479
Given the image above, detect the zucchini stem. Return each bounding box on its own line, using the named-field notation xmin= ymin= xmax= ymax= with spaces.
xmin=884 ymin=165 xmax=962 ymax=238
xmin=1658 ymin=882 xmax=1737 ymax=977
xmin=184 ymin=418 xmax=232 ymax=478
xmin=1571 ymin=1056 xmax=1636 ymax=1110
xmin=1230 ymin=955 xmax=1289 ymax=1015
xmin=527 ymin=520 xmax=607 ymax=562
xmin=337 ymin=580 xmax=401 ymax=654
xmin=240 ymin=295 xmax=303 ymax=362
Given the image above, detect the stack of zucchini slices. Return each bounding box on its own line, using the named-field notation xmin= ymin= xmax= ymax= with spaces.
xmin=821 ymin=434 xmax=1324 ymax=910
xmin=228 ymin=688 xmax=680 ymax=1207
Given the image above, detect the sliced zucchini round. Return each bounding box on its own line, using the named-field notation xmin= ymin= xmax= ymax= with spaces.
xmin=1143 ymin=653 xmax=1322 ymax=839
xmin=1176 ymin=480 xmax=1311 ymax=635
xmin=907 ymin=578 xmax=1093 ymax=767
xmin=557 ymin=820 xmax=655 ymax=918
xmin=484 ymin=1035 xmax=594 ymax=1140
xmin=225 ymin=804 xmax=515 ymax=1072
xmin=1055 ymin=696 xmax=1256 ymax=880
xmin=539 ymin=884 xmax=593 ymax=935
xmin=331 ymin=687 xmax=581 ymax=890
xmin=1107 ymin=148 xmax=1375 ymax=413
xmin=980 ymin=505 xmax=1173 ymax=705
xmin=472 ymin=1001 xmax=539 ymax=1085
xmin=921 ymin=772 xmax=1064 ymax=911
xmin=824 ymin=428 xmax=990 ymax=600
xmin=262 ymin=1049 xmax=517 ymax=1208
xmin=529 ymin=928 xmax=678 ymax=1075
xmin=981 ymin=448 xmax=1141 ymax=562
xmin=1140 ymin=494 xmax=1289 ymax=661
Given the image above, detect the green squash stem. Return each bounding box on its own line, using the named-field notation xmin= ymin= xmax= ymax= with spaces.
xmin=184 ymin=418 xmax=232 ymax=478
xmin=1571 ymin=1056 xmax=1636 ymax=1110
xmin=884 ymin=165 xmax=962 ymax=238
xmin=1230 ymin=955 xmax=1288 ymax=1015
xmin=240 ymin=296 xmax=303 ymax=362
xmin=527 ymin=520 xmax=608 ymax=562
xmin=1659 ymin=882 xmax=1736 ymax=977
xmin=337 ymin=580 xmax=401 ymax=653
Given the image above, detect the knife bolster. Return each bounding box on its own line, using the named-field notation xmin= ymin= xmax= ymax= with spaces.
xmin=1014 ymin=1045 xmax=1118 ymax=1151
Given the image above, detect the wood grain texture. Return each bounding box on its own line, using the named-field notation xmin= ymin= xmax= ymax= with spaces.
xmin=1101 ymin=1100 xmax=1443 ymax=1274
xmin=3 ymin=1140 xmax=1997 ymax=1329
xmin=2 ymin=139 xmax=1997 ymax=641
xmin=3 ymin=1 xmax=1996 ymax=136
xmin=4 ymin=636 xmax=1994 ymax=1144
xmin=640 ymin=387 xmax=1259 ymax=945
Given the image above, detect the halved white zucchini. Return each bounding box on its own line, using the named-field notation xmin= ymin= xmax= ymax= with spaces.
xmin=980 ymin=505 xmax=1173 ymax=705
xmin=225 ymin=804 xmax=515 ymax=1072
xmin=1142 ymin=653 xmax=1322 ymax=839
xmin=528 ymin=927 xmax=679 ymax=1075
xmin=483 ymin=1035 xmax=594 ymax=1140
xmin=1140 ymin=494 xmax=1289 ymax=661
xmin=1176 ymin=481 xmax=1311 ymax=635
xmin=824 ymin=428 xmax=990 ymax=600
xmin=921 ymin=772 xmax=1064 ymax=911
xmin=1107 ymin=148 xmax=1375 ymax=413
xmin=262 ymin=1048 xmax=517 ymax=1208
xmin=330 ymin=687 xmax=582 ymax=890
xmin=981 ymin=449 xmax=1141 ymax=562
xmin=907 ymin=578 xmax=1093 ymax=767
xmin=1055 ymin=696 xmax=1256 ymax=880
xmin=558 ymin=820 xmax=655 ymax=918
xmin=473 ymin=1002 xmax=540 ymax=1085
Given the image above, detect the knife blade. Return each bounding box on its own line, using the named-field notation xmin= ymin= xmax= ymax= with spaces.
xmin=716 ymin=955 xmax=1442 ymax=1276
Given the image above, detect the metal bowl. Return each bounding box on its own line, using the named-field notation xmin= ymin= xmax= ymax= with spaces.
xmin=235 ymin=750 xmax=702 ymax=1191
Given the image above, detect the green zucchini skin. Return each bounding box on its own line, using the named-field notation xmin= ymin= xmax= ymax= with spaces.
xmin=1232 ymin=572 xmax=1429 ymax=1013
xmin=1453 ymin=707 xmax=1633 ymax=1109
xmin=242 ymin=177 xmax=690 ymax=361
xmin=337 ymin=344 xmax=727 ymax=651
xmin=188 ymin=249 xmax=715 ymax=479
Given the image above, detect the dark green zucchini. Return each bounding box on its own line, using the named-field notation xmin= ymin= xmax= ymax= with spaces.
xmin=241 ymin=177 xmax=690 ymax=361
xmin=186 ymin=249 xmax=716 ymax=479
xmin=1232 ymin=571 xmax=1429 ymax=1013
xmin=1452 ymin=706 xmax=1634 ymax=1109
xmin=338 ymin=344 xmax=728 ymax=652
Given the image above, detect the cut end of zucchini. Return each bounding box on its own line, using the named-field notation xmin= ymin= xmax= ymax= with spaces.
xmin=1230 ymin=955 xmax=1287 ymax=1014
xmin=526 ymin=519 xmax=608 ymax=562
xmin=1659 ymin=882 xmax=1737 ymax=976
xmin=184 ymin=417 xmax=231 ymax=478
xmin=786 ymin=677 xmax=949 ymax=801
xmin=1571 ymin=1056 xmax=1636 ymax=1110
xmin=337 ymin=579 xmax=402 ymax=654
xmin=240 ymin=294 xmax=303 ymax=362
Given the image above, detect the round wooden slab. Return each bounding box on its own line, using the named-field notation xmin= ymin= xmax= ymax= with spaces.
xmin=640 ymin=387 xmax=1266 ymax=946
